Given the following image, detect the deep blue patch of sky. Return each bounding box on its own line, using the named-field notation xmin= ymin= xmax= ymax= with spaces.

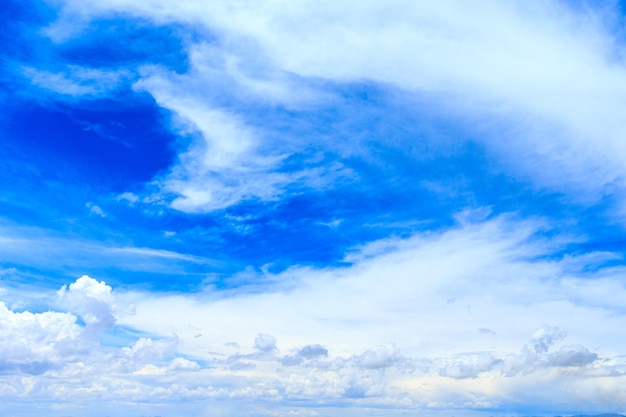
xmin=5 ymin=100 xmax=176 ymax=189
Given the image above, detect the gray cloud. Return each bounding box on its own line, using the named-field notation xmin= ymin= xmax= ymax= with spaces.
xmin=254 ymin=333 xmax=278 ymax=353
xmin=440 ymin=352 xmax=502 ymax=379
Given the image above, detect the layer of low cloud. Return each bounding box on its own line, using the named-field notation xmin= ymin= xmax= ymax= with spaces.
xmin=109 ymin=215 xmax=626 ymax=413
xmin=1 ymin=217 xmax=626 ymax=414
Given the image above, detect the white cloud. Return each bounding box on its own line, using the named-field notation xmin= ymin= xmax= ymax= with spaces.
xmin=168 ymin=357 xmax=201 ymax=371
xmin=356 ymin=344 xmax=402 ymax=370
xmin=135 ymin=86 xmax=290 ymax=212
xmin=0 ymin=301 xmax=83 ymax=372
xmin=23 ymin=65 xmax=130 ymax=98
xmin=45 ymin=0 xmax=626 ymax=208
xmin=254 ymin=333 xmax=278 ymax=354
xmin=439 ymin=352 xmax=501 ymax=379
xmin=296 ymin=344 xmax=328 ymax=359
xmin=0 ymin=255 xmax=621 ymax=414
xmin=529 ymin=325 xmax=567 ymax=354
xmin=86 ymin=202 xmax=106 ymax=218
xmin=0 ymin=224 xmax=218 ymax=278
xmin=57 ymin=275 xmax=116 ymax=330
xmin=0 ymin=276 xmax=119 ymax=374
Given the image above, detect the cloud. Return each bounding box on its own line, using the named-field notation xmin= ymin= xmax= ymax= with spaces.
xmin=0 ymin=267 xmax=617 ymax=415
xmin=86 ymin=202 xmax=106 ymax=217
xmin=0 ymin=276 xmax=120 ymax=374
xmin=130 ymin=60 xmax=348 ymax=212
xmin=280 ymin=344 xmax=328 ymax=367
xmin=503 ymin=325 xmax=599 ymax=376
xmin=168 ymin=357 xmax=201 ymax=371
xmin=22 ymin=65 xmax=131 ymax=98
xmin=254 ymin=333 xmax=278 ymax=354
xmin=0 ymin=301 xmax=83 ymax=373
xmin=439 ymin=352 xmax=501 ymax=379
xmin=6 ymin=1 xmax=626 ymax=415
xmin=548 ymin=344 xmax=598 ymax=367
xmin=0 ymin=224 xmax=219 ymax=282
xmin=133 ymin=76 xmax=290 ymax=211
xmin=43 ymin=0 xmax=626 ymax=212
xmin=122 ymin=337 xmax=173 ymax=363
xmin=529 ymin=325 xmax=567 ymax=354
xmin=57 ymin=275 xmax=116 ymax=330
xmin=356 ymin=344 xmax=402 ymax=370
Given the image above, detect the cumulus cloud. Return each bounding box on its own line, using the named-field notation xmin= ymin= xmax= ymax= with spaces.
xmin=529 ymin=325 xmax=567 ymax=354
xmin=122 ymin=337 xmax=174 ymax=363
xmin=0 ymin=302 xmax=83 ymax=373
xmin=7 ymin=2 xmax=626 ymax=413
xmin=105 ymin=214 xmax=626 ymax=412
xmin=0 ymin=276 xmax=119 ymax=374
xmin=57 ymin=275 xmax=116 ymax=331
xmin=297 ymin=344 xmax=328 ymax=359
xmin=130 ymin=61 xmax=348 ymax=212
xmin=548 ymin=344 xmax=598 ymax=367
xmin=281 ymin=344 xmax=328 ymax=367
xmin=0 ymin=273 xmax=614 ymax=415
xmin=439 ymin=352 xmax=501 ymax=379
xmin=503 ymin=325 xmax=599 ymax=376
xmin=356 ymin=344 xmax=402 ymax=370
xmin=254 ymin=333 xmax=278 ymax=354
xmin=168 ymin=357 xmax=201 ymax=371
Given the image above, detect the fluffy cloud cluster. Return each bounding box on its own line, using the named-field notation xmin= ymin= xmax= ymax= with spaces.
xmin=0 ymin=225 xmax=625 ymax=415
xmin=58 ymin=275 xmax=116 ymax=330
xmin=0 ymin=302 xmax=82 ymax=374
xmin=0 ymin=276 xmax=117 ymax=374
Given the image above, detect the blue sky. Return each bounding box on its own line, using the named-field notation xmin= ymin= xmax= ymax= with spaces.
xmin=2 ymin=0 xmax=626 ymax=416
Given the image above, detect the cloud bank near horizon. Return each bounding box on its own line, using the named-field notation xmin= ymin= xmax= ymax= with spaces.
xmin=2 ymin=216 xmax=626 ymax=415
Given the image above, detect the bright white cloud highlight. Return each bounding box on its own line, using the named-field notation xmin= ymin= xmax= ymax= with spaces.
xmin=57 ymin=275 xmax=116 ymax=330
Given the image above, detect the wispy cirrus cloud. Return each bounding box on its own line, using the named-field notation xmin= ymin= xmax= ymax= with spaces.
xmin=22 ymin=65 xmax=132 ymax=98
xmin=43 ymin=0 xmax=626 ymax=212
xmin=0 ymin=223 xmax=219 ymax=289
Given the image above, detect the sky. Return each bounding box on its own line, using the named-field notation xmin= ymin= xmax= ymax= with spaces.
xmin=1 ymin=0 xmax=626 ymax=416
